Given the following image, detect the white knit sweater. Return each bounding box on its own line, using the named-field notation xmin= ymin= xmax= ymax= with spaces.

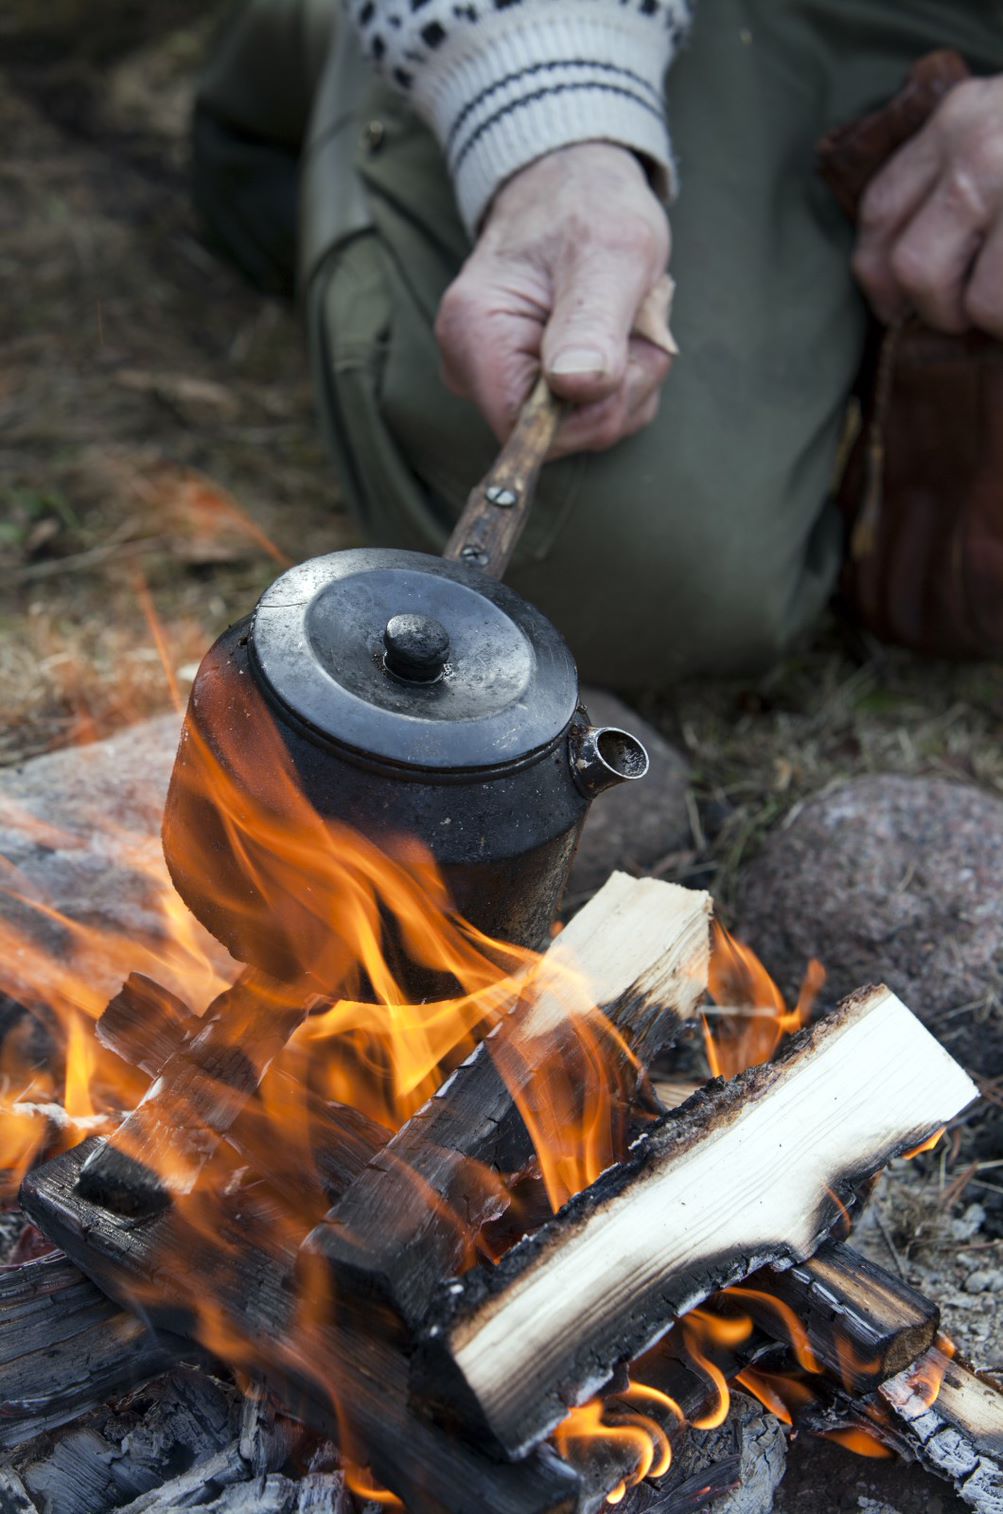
xmin=348 ymin=0 xmax=692 ymax=232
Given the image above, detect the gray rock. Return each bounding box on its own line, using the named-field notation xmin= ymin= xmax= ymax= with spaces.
xmin=735 ymin=776 xmax=1003 ymax=1078
xmin=569 ymin=689 xmax=692 ymax=900
xmin=951 ymin=1205 xmax=988 ymax=1243
xmin=964 ymin=1270 xmax=1003 ymax=1295
xmin=0 ymin=713 xmax=232 ymax=1008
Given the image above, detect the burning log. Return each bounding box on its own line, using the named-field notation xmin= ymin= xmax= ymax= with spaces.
xmin=806 ymin=1347 xmax=1003 ymax=1514
xmin=635 ymin=1392 xmax=787 ymax=1514
xmin=557 ymin=1316 xmax=781 ymax=1511
xmin=95 ymin=972 xmax=198 ymax=1076
xmin=76 ymin=969 xmax=312 ymax=1217
xmin=21 ymin=1143 xmax=580 ymax=1514
xmin=416 ymin=985 xmax=977 ymax=1460
xmin=737 ymin=1240 xmax=940 ymax=1394
xmin=877 ymin=1347 xmax=1003 ymax=1512
xmin=653 ymin=1079 xmax=941 ymax=1394
xmin=303 ymin=874 xmax=711 ymax=1333
xmin=0 ymin=1083 xmax=389 ymax=1450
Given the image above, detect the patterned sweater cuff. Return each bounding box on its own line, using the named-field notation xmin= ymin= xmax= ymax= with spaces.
xmin=411 ymin=10 xmax=678 ymax=234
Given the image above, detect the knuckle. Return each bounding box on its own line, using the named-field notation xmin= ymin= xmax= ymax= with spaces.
xmin=629 ymin=393 xmax=661 ymax=435
xmin=936 ymin=78 xmax=990 ymax=135
xmin=858 ymin=179 xmax=895 ymax=233
xmin=942 ymin=161 xmax=991 ymax=221
xmin=969 ymin=128 xmax=1003 ymax=187
xmin=936 ymin=82 xmax=975 ymax=132
xmin=628 ymin=214 xmax=666 ymax=267
xmin=568 ymin=210 xmax=667 ymax=274
xmin=889 ymin=239 xmax=932 ymax=295
xmin=435 ymin=280 xmax=477 ymax=336
xmin=591 ymin=407 xmax=626 ymax=452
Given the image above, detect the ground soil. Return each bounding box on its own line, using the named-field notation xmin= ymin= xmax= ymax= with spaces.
xmin=2 ymin=7 xmax=1002 ymax=1512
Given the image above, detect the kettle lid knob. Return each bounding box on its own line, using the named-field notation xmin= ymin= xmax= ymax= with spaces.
xmin=383 ymin=613 xmax=450 ymax=683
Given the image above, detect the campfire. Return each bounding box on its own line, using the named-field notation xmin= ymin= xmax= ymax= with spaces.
xmin=0 ymin=741 xmax=1000 ymax=1511
xmin=0 ymin=519 xmax=1001 ymax=1513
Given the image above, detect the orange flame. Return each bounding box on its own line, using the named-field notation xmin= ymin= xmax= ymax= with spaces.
xmin=553 ymin=1393 xmax=673 ymax=1496
xmin=0 ymin=571 xmax=657 ymax=1498
xmin=0 ymin=568 xmax=908 ymax=1497
xmin=734 ymin=1366 xmax=817 ymax=1427
xmin=704 ymin=921 xmax=824 ymax=1079
xmin=833 ymin=1332 xmax=882 ymax=1393
xmin=907 ymin=1335 xmax=957 ymax=1409
xmin=903 ymin=1127 xmax=945 ymax=1160
xmin=721 ymin=1286 xmax=821 ymax=1375
xmin=821 ymin=1427 xmax=895 ymax=1459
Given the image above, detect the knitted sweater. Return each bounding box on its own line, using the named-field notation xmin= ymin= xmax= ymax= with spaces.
xmin=348 ymin=0 xmax=692 ymax=232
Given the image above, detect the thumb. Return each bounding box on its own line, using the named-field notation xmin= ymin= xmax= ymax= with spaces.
xmin=541 ymin=247 xmax=653 ymax=405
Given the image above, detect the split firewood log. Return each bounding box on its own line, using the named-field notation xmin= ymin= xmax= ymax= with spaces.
xmin=303 ymin=874 xmax=711 ymax=1334
xmin=416 ymin=985 xmax=977 ymax=1459
xmin=76 ymin=968 xmax=312 ymax=1216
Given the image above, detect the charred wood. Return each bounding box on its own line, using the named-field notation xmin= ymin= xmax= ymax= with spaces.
xmin=237 ymin=1383 xmax=305 ymax=1479
xmin=1 ymin=1095 xmax=387 ymax=1449
xmin=95 ymin=973 xmax=198 ymax=1077
xmin=110 ymin=1445 xmax=248 ymax=1514
xmin=565 ymin=1327 xmax=776 ymax=1512
xmin=850 ymin=1347 xmax=1003 ymax=1513
xmin=77 ymin=969 xmax=312 ymax=1217
xmin=738 ymin=1240 xmax=939 ymax=1393
xmin=417 ymin=985 xmax=977 ymax=1460
xmin=304 ymin=875 xmax=711 ymax=1335
xmin=0 ymin=1252 xmax=199 ymax=1450
xmin=21 ymin=1142 xmax=580 ymax=1514
xmin=10 ymin=1366 xmax=239 ymax=1514
xmin=0 ymin=1467 xmax=37 ymax=1514
xmin=627 ymin=1392 xmax=786 ymax=1514
xmin=797 ymin=1343 xmax=1003 ymax=1513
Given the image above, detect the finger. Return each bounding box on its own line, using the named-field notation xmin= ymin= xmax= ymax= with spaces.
xmin=621 ymin=389 xmax=661 ymax=440
xmin=858 ymin=128 xmax=943 ymax=241
xmin=886 ymin=175 xmax=985 ymax=332
xmin=542 ymin=224 xmax=667 ymax=406
xmin=549 ymin=339 xmax=670 ymax=459
xmin=966 ymin=216 xmax=1003 ymax=337
xmin=854 ymin=133 xmax=942 ymax=321
xmin=436 ymin=273 xmax=544 ymax=438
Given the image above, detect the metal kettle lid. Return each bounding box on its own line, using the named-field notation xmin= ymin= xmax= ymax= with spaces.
xmin=249 ymin=548 xmax=578 ymax=771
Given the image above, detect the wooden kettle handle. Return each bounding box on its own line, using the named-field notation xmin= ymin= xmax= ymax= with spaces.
xmin=443 ymin=376 xmax=564 ymax=579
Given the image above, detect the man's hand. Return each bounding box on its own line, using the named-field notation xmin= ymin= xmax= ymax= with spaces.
xmin=435 ymin=143 xmax=672 ymax=457
xmin=853 ymin=75 xmax=1003 ymax=337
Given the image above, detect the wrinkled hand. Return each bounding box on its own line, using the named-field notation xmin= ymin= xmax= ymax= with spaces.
xmin=853 ymin=74 xmax=1003 ymax=337
xmin=435 ymin=143 xmax=672 ymax=457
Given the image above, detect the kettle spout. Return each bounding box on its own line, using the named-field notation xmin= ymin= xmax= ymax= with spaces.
xmin=570 ymin=724 xmax=649 ymax=799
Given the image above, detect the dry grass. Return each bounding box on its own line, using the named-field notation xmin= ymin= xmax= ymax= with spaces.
xmin=0 ymin=1 xmax=355 ymax=762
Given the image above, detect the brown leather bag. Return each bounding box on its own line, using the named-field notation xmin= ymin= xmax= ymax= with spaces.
xmin=817 ymin=51 xmax=1003 ymax=658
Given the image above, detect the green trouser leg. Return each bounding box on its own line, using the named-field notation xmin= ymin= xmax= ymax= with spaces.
xmin=196 ymin=0 xmax=1003 ymax=690
xmin=191 ymin=0 xmax=335 ymax=294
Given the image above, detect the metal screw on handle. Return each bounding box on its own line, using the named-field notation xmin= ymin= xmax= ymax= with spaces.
xmin=443 ymin=376 xmax=564 ymax=580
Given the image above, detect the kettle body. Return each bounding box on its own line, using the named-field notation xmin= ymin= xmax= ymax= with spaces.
xmin=162 ymin=549 xmax=646 ymax=986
